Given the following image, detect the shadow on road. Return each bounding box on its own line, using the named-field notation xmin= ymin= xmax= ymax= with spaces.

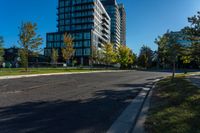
xmin=138 ymin=69 xmax=200 ymax=73
xmin=115 ymin=81 xmax=155 ymax=89
xmin=0 ymin=89 xmax=141 ymax=133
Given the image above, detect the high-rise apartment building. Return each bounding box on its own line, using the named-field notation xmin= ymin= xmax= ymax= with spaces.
xmin=45 ymin=0 xmax=111 ymax=65
xmin=101 ymin=0 xmax=121 ymax=48
xmin=45 ymin=0 xmax=126 ymax=65
xmin=118 ymin=3 xmax=126 ymax=45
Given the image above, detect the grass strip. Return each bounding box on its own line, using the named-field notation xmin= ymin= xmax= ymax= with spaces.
xmin=145 ymin=76 xmax=200 ymax=133
xmin=0 ymin=68 xmax=103 ymax=76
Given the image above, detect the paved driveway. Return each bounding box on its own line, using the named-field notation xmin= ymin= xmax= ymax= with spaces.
xmin=0 ymin=71 xmax=169 ymax=133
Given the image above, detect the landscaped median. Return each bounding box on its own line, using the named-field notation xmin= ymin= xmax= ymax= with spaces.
xmin=145 ymin=76 xmax=200 ymax=133
xmin=0 ymin=68 xmax=110 ymax=77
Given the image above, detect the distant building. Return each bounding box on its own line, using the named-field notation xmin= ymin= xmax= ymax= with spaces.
xmin=4 ymin=47 xmax=20 ymax=67
xmin=170 ymin=31 xmax=192 ymax=46
xmin=118 ymin=3 xmax=126 ymax=45
xmin=4 ymin=47 xmax=47 ymax=68
xmin=101 ymin=0 xmax=121 ymax=48
xmin=44 ymin=0 xmax=111 ymax=65
xmin=44 ymin=0 xmax=127 ymax=65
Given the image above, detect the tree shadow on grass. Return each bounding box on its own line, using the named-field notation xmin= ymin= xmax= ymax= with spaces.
xmin=145 ymin=78 xmax=200 ymax=133
xmin=0 ymin=89 xmax=141 ymax=133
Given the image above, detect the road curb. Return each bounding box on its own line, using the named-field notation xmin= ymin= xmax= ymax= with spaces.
xmin=107 ymin=79 xmax=161 ymax=133
xmin=0 ymin=70 xmax=132 ymax=80
xmin=107 ymin=87 xmax=151 ymax=133
xmin=131 ymin=83 xmax=156 ymax=133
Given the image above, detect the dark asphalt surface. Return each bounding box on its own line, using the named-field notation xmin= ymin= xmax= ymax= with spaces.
xmin=188 ymin=75 xmax=200 ymax=88
xmin=0 ymin=70 xmax=169 ymax=133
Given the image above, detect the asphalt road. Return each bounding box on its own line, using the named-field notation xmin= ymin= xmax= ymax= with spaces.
xmin=0 ymin=70 xmax=169 ymax=133
xmin=188 ymin=75 xmax=200 ymax=87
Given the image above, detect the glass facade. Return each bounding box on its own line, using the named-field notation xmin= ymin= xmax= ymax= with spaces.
xmin=101 ymin=0 xmax=121 ymax=48
xmin=118 ymin=4 xmax=126 ymax=45
xmin=45 ymin=0 xmax=111 ymax=65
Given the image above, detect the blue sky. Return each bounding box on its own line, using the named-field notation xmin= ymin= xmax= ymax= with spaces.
xmin=0 ymin=0 xmax=200 ymax=54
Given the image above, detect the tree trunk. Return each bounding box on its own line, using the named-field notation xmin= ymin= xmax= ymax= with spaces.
xmin=25 ymin=64 xmax=28 ymax=72
xmin=66 ymin=60 xmax=68 ymax=68
xmin=25 ymin=56 xmax=28 ymax=72
xmin=171 ymin=60 xmax=175 ymax=82
xmin=25 ymin=50 xmax=29 ymax=72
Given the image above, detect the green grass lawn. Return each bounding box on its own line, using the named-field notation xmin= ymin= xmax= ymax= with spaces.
xmin=145 ymin=76 xmax=200 ymax=133
xmin=0 ymin=68 xmax=103 ymax=76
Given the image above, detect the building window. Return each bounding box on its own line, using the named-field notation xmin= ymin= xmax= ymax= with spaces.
xmin=65 ymin=1 xmax=70 ymax=6
xmin=55 ymin=34 xmax=60 ymax=41
xmin=65 ymin=19 xmax=70 ymax=24
xmin=59 ymin=1 xmax=65 ymax=7
xmin=74 ymin=41 xmax=82 ymax=48
xmin=75 ymin=49 xmax=82 ymax=56
xmin=65 ymin=26 xmax=70 ymax=31
xmin=84 ymin=40 xmax=91 ymax=47
xmin=75 ymin=33 xmax=83 ymax=40
xmin=47 ymin=34 xmax=54 ymax=41
xmin=59 ymin=14 xmax=65 ymax=19
xmin=59 ymin=8 xmax=65 ymax=13
xmin=47 ymin=42 xmax=52 ymax=48
xmin=84 ymin=32 xmax=91 ymax=39
xmin=84 ymin=48 xmax=91 ymax=56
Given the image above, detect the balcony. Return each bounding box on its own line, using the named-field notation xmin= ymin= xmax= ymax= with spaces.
xmin=102 ymin=23 xmax=109 ymax=30
xmin=102 ymin=18 xmax=110 ymax=25
xmin=102 ymin=13 xmax=110 ymax=20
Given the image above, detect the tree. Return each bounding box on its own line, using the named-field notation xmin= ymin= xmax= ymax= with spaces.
xmin=0 ymin=36 xmax=4 ymax=65
xmin=117 ymin=45 xmax=135 ymax=69
xmin=19 ymin=49 xmax=28 ymax=69
xmin=97 ymin=49 xmax=104 ymax=64
xmin=102 ymin=43 xmax=116 ymax=66
xmin=165 ymin=32 xmax=182 ymax=81
xmin=182 ymin=12 xmax=200 ymax=68
xmin=62 ymin=33 xmax=75 ymax=66
xmin=178 ymin=40 xmax=192 ymax=70
xmin=51 ymin=48 xmax=58 ymax=67
xmin=90 ymin=45 xmax=98 ymax=66
xmin=137 ymin=45 xmax=153 ymax=69
xmin=155 ymin=35 xmax=169 ymax=69
xmin=132 ymin=51 xmax=137 ymax=64
xmin=18 ymin=22 xmax=43 ymax=71
xmin=190 ymin=42 xmax=200 ymax=67
xmin=156 ymin=31 xmax=182 ymax=81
